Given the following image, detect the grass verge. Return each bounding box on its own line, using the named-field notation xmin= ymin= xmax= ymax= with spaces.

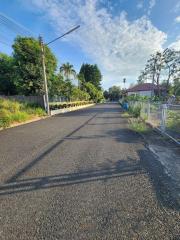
xmin=0 ymin=99 xmax=46 ymax=129
xmin=122 ymin=110 xmax=151 ymax=134
xmin=129 ymin=118 xmax=150 ymax=134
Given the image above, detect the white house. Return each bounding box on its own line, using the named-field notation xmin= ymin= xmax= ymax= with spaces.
xmin=127 ymin=83 xmax=162 ymax=97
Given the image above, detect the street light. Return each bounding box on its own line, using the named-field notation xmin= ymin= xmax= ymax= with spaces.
xmin=39 ymin=25 xmax=80 ymax=115
xmin=123 ymin=78 xmax=126 ymax=89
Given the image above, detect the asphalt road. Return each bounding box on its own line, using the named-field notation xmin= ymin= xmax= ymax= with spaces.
xmin=0 ymin=103 xmax=179 ymax=239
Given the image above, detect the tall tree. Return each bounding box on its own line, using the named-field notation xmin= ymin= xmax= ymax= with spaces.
xmin=138 ymin=48 xmax=180 ymax=96
xmin=77 ymin=73 xmax=85 ymax=89
xmin=103 ymin=90 xmax=109 ymax=100
xmin=137 ymin=71 xmax=147 ymax=84
xmin=163 ymin=48 xmax=180 ymax=90
xmin=0 ymin=53 xmax=17 ymax=95
xmin=13 ymin=36 xmax=57 ymax=95
xmin=173 ymin=77 xmax=180 ymax=96
xmin=84 ymin=82 xmax=103 ymax=102
xmin=108 ymin=86 xmax=121 ymax=101
xmin=142 ymin=51 xmax=164 ymax=96
xmin=79 ymin=63 xmax=102 ymax=90
xmin=60 ymin=62 xmax=76 ymax=80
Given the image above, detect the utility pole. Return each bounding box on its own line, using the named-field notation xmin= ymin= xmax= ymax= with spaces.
xmin=39 ymin=36 xmax=50 ymax=115
xmin=38 ymin=25 xmax=80 ymax=115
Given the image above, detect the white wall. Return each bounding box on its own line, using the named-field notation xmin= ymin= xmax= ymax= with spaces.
xmin=127 ymin=90 xmax=154 ymax=97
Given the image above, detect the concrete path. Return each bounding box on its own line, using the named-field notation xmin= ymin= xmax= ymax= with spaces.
xmin=0 ymin=104 xmax=179 ymax=239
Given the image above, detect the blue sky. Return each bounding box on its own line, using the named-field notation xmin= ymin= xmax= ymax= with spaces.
xmin=0 ymin=0 xmax=180 ymax=89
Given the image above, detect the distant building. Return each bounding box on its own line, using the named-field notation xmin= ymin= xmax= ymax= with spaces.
xmin=126 ymin=83 xmax=164 ymax=97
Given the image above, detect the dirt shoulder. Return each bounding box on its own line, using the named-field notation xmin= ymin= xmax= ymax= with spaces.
xmin=139 ymin=126 xmax=180 ymax=209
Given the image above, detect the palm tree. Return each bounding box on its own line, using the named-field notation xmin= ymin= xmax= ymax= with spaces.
xmin=60 ymin=62 xmax=76 ymax=80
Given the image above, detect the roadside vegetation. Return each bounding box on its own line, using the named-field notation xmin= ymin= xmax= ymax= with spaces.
xmin=50 ymin=101 xmax=93 ymax=110
xmin=129 ymin=118 xmax=150 ymax=133
xmin=166 ymin=110 xmax=180 ymax=133
xmin=103 ymin=86 xmax=121 ymax=101
xmin=0 ymin=99 xmax=46 ymax=129
xmin=0 ymin=36 xmax=104 ymax=128
xmin=121 ymin=94 xmax=180 ymax=135
xmin=137 ymin=48 xmax=180 ymax=101
xmin=120 ymin=97 xmax=151 ymax=134
xmin=0 ymin=36 xmax=104 ymax=105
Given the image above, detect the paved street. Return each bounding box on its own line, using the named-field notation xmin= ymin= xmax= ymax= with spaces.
xmin=0 ymin=103 xmax=179 ymax=239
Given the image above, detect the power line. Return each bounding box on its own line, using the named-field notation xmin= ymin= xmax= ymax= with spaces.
xmin=0 ymin=17 xmax=29 ymax=36
xmin=0 ymin=12 xmax=34 ymax=35
xmin=0 ymin=12 xmax=35 ymax=36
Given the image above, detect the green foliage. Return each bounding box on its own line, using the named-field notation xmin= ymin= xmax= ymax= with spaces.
xmin=173 ymin=78 xmax=180 ymax=96
xmin=126 ymin=94 xmax=149 ymax=102
xmin=48 ymin=74 xmax=65 ymax=98
xmin=71 ymin=87 xmax=90 ymax=101
xmin=122 ymin=112 xmax=130 ymax=118
xmin=166 ymin=110 xmax=180 ymax=133
xmin=0 ymin=36 xmax=104 ymax=103
xmin=0 ymin=109 xmax=12 ymax=128
xmin=12 ymin=36 xmax=57 ymax=95
xmin=150 ymin=95 xmax=164 ymax=102
xmin=50 ymin=101 xmax=93 ymax=110
xmin=77 ymin=73 xmax=85 ymax=89
xmin=128 ymin=105 xmax=141 ymax=118
xmin=63 ymin=79 xmax=74 ymax=100
xmin=138 ymin=48 xmax=180 ymax=97
xmin=0 ymin=99 xmax=46 ymax=128
xmin=84 ymin=82 xmax=104 ymax=102
xmin=129 ymin=119 xmax=150 ymax=133
xmin=103 ymin=90 xmax=109 ymax=100
xmin=0 ymin=53 xmax=17 ymax=95
xmin=79 ymin=63 xmax=102 ymax=90
xmin=10 ymin=111 xmax=29 ymax=122
xmin=108 ymin=86 xmax=121 ymax=101
xmin=60 ymin=62 xmax=76 ymax=80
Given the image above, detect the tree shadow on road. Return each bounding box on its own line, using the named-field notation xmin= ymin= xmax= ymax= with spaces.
xmin=0 ymin=158 xmax=144 ymax=196
xmin=1 ymin=103 xmax=179 ymax=212
xmin=106 ymin=128 xmax=142 ymax=143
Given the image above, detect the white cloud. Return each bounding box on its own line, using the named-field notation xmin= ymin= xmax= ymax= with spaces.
xmin=148 ymin=0 xmax=156 ymax=15
xmin=175 ymin=16 xmax=180 ymax=23
xmin=22 ymin=0 xmax=166 ymax=88
xmin=137 ymin=1 xmax=143 ymax=9
xmin=173 ymin=2 xmax=180 ymax=13
xmin=149 ymin=0 xmax=156 ymax=9
xmin=169 ymin=36 xmax=180 ymax=50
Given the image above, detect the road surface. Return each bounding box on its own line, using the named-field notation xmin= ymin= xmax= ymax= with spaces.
xmin=0 ymin=104 xmax=179 ymax=239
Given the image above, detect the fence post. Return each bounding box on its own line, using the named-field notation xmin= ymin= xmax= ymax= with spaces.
xmin=161 ymin=104 xmax=167 ymax=132
xmin=147 ymin=101 xmax=150 ymax=120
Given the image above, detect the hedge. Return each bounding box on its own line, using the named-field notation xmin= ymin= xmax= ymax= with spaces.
xmin=50 ymin=101 xmax=94 ymax=110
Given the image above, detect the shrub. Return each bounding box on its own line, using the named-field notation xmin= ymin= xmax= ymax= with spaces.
xmin=11 ymin=111 xmax=29 ymax=122
xmin=0 ymin=109 xmax=11 ymax=128
xmin=0 ymin=99 xmax=21 ymax=112
xmin=0 ymin=99 xmax=46 ymax=128
xmin=128 ymin=105 xmax=141 ymax=118
xmin=49 ymin=101 xmax=93 ymax=110
xmin=129 ymin=119 xmax=150 ymax=133
xmin=166 ymin=110 xmax=180 ymax=133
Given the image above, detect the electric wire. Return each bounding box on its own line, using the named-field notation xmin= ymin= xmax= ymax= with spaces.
xmin=0 ymin=12 xmax=35 ymax=36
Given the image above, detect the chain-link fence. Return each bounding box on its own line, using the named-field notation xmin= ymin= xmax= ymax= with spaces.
xmin=128 ymin=101 xmax=180 ymax=144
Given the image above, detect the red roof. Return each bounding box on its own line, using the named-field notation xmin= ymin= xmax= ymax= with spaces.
xmin=127 ymin=83 xmax=160 ymax=92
